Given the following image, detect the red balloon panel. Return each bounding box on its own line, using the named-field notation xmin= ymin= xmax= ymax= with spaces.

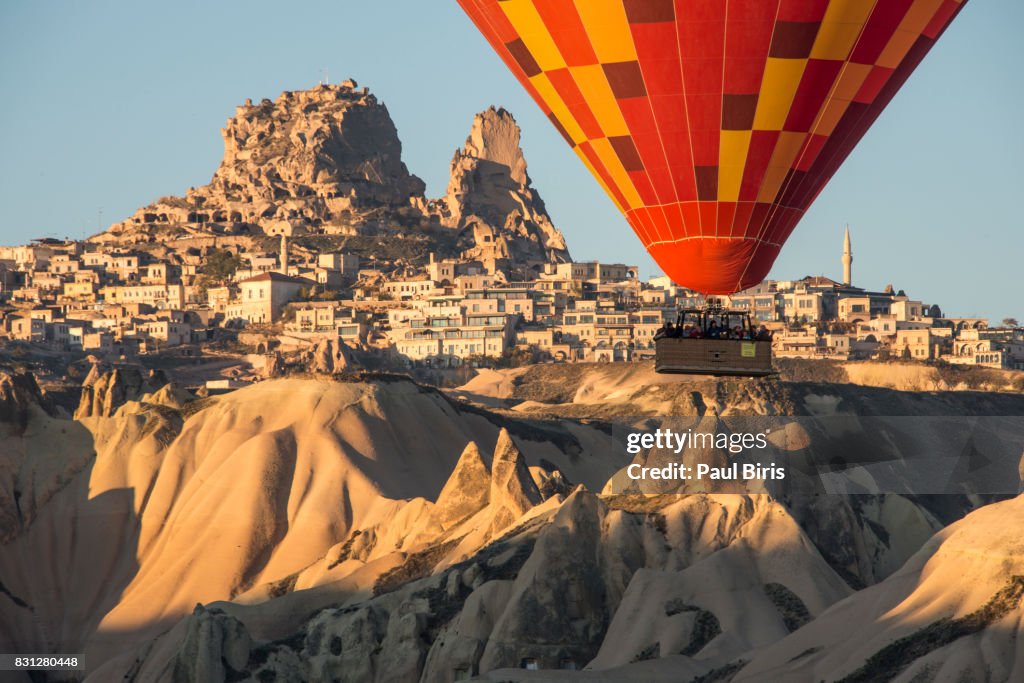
xmin=458 ymin=0 xmax=967 ymax=293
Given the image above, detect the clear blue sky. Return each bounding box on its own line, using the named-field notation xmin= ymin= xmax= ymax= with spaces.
xmin=1 ymin=1 xmax=1020 ymax=321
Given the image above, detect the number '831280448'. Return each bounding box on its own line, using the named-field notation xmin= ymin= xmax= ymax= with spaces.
xmin=12 ymin=656 xmax=80 ymax=669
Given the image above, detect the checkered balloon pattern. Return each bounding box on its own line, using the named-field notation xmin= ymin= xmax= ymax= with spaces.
xmin=458 ymin=0 xmax=966 ymax=293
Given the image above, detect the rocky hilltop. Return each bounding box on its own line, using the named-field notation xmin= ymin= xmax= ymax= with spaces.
xmin=93 ymin=82 xmax=569 ymax=269
xmin=97 ymin=81 xmax=426 ymax=241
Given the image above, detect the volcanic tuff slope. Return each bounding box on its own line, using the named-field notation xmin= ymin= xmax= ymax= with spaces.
xmin=1 ymin=368 xmax=1023 ymax=682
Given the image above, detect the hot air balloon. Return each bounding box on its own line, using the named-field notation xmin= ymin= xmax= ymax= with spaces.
xmin=457 ymin=0 xmax=967 ymax=295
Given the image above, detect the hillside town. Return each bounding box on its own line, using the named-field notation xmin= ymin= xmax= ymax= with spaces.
xmin=1 ymin=82 xmax=1020 ymax=387
xmin=0 ymin=224 xmax=1021 ymax=383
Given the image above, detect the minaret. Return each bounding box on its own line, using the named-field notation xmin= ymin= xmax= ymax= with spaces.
xmin=279 ymin=233 xmax=289 ymax=275
xmin=842 ymin=225 xmax=852 ymax=286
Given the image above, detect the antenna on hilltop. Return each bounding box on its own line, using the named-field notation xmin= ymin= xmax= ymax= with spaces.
xmin=320 ymin=67 xmax=329 ymax=86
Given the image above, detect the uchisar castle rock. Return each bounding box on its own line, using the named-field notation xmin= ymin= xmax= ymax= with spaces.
xmin=93 ymin=80 xmax=570 ymax=273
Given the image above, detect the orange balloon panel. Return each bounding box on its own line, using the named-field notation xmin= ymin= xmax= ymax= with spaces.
xmin=457 ymin=0 xmax=967 ymax=293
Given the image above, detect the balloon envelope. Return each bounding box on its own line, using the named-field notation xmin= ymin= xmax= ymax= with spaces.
xmin=457 ymin=0 xmax=966 ymax=293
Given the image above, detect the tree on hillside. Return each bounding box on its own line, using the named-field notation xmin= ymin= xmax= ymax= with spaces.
xmin=202 ymin=249 xmax=243 ymax=283
xmin=1002 ymin=317 xmax=1019 ymax=328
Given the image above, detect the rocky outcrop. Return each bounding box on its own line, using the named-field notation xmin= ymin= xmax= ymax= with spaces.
xmin=265 ymin=351 xmax=284 ymax=378
xmin=431 ymin=430 xmax=544 ymax=535
xmin=96 ymin=81 xmax=427 ymax=242
xmin=90 ymin=81 xmax=573 ymax=276
xmin=141 ymin=383 xmax=196 ymax=410
xmin=530 ymin=465 xmax=573 ymax=500
xmin=171 ymin=605 xmax=252 ymax=683
xmin=436 ymin=107 xmax=570 ymax=267
xmin=488 ymin=428 xmax=542 ymax=533
xmin=434 ymin=441 xmax=491 ymax=529
xmin=308 ymin=338 xmax=353 ymax=374
xmin=478 ymin=488 xmax=612 ymax=672
xmin=75 ymin=367 xmax=171 ymax=419
xmin=0 ymin=371 xmax=50 ymax=425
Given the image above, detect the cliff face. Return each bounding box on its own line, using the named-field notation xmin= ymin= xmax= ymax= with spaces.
xmin=97 ymin=81 xmax=428 ymax=242
xmin=437 ymin=107 xmax=570 ymax=266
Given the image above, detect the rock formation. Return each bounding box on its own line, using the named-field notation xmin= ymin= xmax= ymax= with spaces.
xmin=530 ymin=465 xmax=573 ymax=500
xmin=436 ymin=107 xmax=571 ymax=267
xmin=488 ymin=428 xmax=543 ymax=533
xmin=0 ymin=371 xmax=92 ymax=543
xmin=0 ymin=371 xmax=50 ymax=425
xmin=171 ymin=605 xmax=252 ymax=682
xmin=3 ymin=370 xmax=1024 ymax=682
xmin=434 ymin=441 xmax=491 ymax=529
xmin=90 ymin=80 xmax=571 ymax=277
xmin=96 ymin=81 xmax=427 ymax=242
xmin=431 ymin=430 xmax=545 ymax=536
xmin=734 ymin=495 xmax=1024 ymax=682
xmin=75 ymin=366 xmax=171 ymax=419
xmin=308 ymin=338 xmax=354 ymax=374
xmin=140 ymin=382 xmax=196 ymax=411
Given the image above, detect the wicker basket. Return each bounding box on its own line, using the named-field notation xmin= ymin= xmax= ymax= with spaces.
xmin=655 ymin=338 xmax=774 ymax=376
